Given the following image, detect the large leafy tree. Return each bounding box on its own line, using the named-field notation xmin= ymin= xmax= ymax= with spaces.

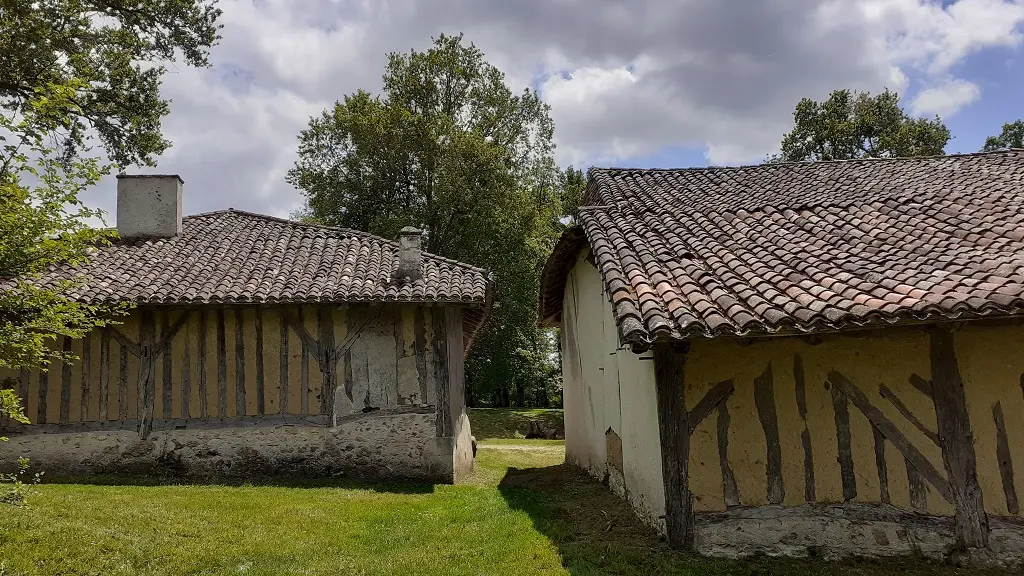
xmin=982 ymin=120 xmax=1024 ymax=151
xmin=772 ymin=88 xmax=950 ymax=162
xmin=289 ymin=34 xmax=576 ymax=406
xmin=1 ymin=0 xmax=222 ymax=168
xmin=554 ymin=166 xmax=586 ymax=230
xmin=0 ymin=1 xmax=222 ymax=426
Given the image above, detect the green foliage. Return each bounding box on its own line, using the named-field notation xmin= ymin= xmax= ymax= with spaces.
xmin=0 ymin=0 xmax=222 ymax=168
xmin=0 ymin=85 xmax=129 ymax=499
xmin=1 ymin=82 xmax=128 ymax=374
xmin=2 ymin=379 xmax=36 ymax=506
xmin=982 ymin=120 xmax=1024 ymax=151
xmin=772 ymin=88 xmax=951 ymax=162
xmin=1 ymin=3 xmax=218 ymax=485
xmin=1 ymin=0 xmax=219 ymax=391
xmin=0 ymin=388 xmax=28 ymax=426
xmin=0 ymin=457 xmax=42 ymax=506
xmin=289 ymin=34 xmax=580 ymax=406
xmin=554 ymin=166 xmax=586 ymax=231
xmin=1 ymin=386 xmax=29 ymax=437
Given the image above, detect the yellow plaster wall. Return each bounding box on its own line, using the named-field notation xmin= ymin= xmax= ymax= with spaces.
xmin=1 ymin=303 xmax=442 ymax=428
xmin=261 ymin=309 xmax=282 ymax=416
xmin=242 ymin=308 xmax=259 ymax=416
xmin=67 ymin=335 xmax=84 ymax=423
xmin=86 ymin=329 xmax=102 ymax=420
xmin=685 ymin=324 xmax=1024 ymax=518
xmin=956 ymin=323 xmax=1024 ymax=517
xmin=300 ymin=305 xmax=321 ymax=413
xmin=121 ymin=313 xmax=141 ymax=421
xmin=396 ymin=306 xmax=420 ymax=404
xmin=284 ymin=308 xmax=303 ymax=415
xmin=168 ymin=312 xmax=184 ymax=419
xmin=223 ymin=308 xmax=240 ymax=416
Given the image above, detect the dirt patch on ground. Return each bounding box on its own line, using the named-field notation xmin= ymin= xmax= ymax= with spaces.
xmin=500 ymin=464 xmax=670 ymax=558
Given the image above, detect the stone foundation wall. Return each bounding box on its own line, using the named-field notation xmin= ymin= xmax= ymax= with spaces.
xmin=0 ymin=410 xmax=459 ymax=483
xmin=694 ymin=504 xmax=1024 ymax=565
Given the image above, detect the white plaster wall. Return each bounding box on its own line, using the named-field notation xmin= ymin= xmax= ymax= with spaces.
xmin=561 ymin=250 xmax=666 ymax=530
xmin=614 ymin=331 xmax=665 ymax=529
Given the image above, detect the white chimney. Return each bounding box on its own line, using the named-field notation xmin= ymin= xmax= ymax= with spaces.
xmin=116 ymin=174 xmax=183 ymax=238
xmin=395 ymin=227 xmax=423 ymax=281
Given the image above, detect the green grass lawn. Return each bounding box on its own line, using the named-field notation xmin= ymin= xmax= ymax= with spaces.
xmin=0 ymin=439 xmax=1014 ymax=576
xmin=0 ymin=409 xmax=1015 ymax=575
xmin=0 ymin=441 xmax=566 ymax=576
xmin=468 ymin=407 xmax=564 ymax=439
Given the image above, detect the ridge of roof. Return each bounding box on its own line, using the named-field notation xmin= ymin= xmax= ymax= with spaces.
xmin=582 ymin=148 xmax=1024 ymax=216
xmin=589 ymin=148 xmax=1024 ymax=175
xmin=185 ymin=209 xmax=490 ymax=275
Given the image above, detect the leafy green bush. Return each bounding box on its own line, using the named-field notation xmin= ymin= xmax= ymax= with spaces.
xmin=1 ymin=457 xmax=42 ymax=506
xmin=1 ymin=389 xmax=40 ymax=506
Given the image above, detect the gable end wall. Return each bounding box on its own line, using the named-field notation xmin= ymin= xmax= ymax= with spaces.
xmin=561 ymin=249 xmax=666 ymax=530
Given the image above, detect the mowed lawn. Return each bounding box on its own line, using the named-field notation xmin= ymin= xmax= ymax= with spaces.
xmin=467 ymin=407 xmax=565 ymax=439
xmin=2 ymin=441 xmax=565 ymax=576
xmin=0 ymin=413 xmax=1015 ymax=575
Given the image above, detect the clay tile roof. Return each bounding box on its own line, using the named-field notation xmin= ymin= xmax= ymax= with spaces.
xmin=539 ymin=149 xmax=1024 ymax=350
xmin=6 ymin=210 xmax=492 ymax=347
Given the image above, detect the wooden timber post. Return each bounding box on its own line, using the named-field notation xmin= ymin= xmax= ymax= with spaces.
xmin=653 ymin=341 xmax=692 ymax=549
xmin=929 ymin=325 xmax=989 ymax=549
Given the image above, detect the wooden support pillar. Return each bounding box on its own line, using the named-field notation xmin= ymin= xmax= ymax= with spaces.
xmin=433 ymin=307 xmax=453 ymax=437
xmin=929 ymin=326 xmax=988 ymax=549
xmin=754 ymin=363 xmax=784 ymax=505
xmin=317 ymin=306 xmax=336 ymax=417
xmin=138 ymin=309 xmax=157 ymax=438
xmin=653 ymin=341 xmax=692 ymax=549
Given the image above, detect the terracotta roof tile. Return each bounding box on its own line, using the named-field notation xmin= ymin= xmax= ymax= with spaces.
xmin=540 ymin=150 xmax=1024 ymax=349
xmin=6 ymin=209 xmax=489 ymax=308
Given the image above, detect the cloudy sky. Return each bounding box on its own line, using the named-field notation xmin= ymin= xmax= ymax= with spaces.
xmin=88 ymin=0 xmax=1024 ymax=223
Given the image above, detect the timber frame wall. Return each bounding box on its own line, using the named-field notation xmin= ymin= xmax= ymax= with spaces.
xmin=0 ymin=302 xmax=461 ymax=438
xmin=652 ymin=321 xmax=1024 ymax=560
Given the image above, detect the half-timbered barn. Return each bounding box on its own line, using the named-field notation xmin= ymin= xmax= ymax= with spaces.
xmin=0 ymin=174 xmax=490 ymax=483
xmin=539 ymin=150 xmax=1024 ymax=564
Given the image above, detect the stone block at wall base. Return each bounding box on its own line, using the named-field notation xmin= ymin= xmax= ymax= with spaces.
xmin=451 ymin=412 xmax=474 ymax=483
xmin=0 ymin=412 xmax=458 ymax=483
xmin=694 ymin=503 xmax=1024 ymax=567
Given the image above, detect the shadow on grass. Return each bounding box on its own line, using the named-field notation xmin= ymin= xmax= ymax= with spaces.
xmin=497 ymin=464 xmax=1012 ymax=576
xmin=41 ymin=472 xmax=436 ymax=494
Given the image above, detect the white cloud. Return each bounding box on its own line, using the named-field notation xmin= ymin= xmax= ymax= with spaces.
xmin=83 ymin=0 xmax=1024 ymax=224
xmin=910 ymin=78 xmax=983 ymax=117
xmin=855 ymin=0 xmax=1024 ymax=73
